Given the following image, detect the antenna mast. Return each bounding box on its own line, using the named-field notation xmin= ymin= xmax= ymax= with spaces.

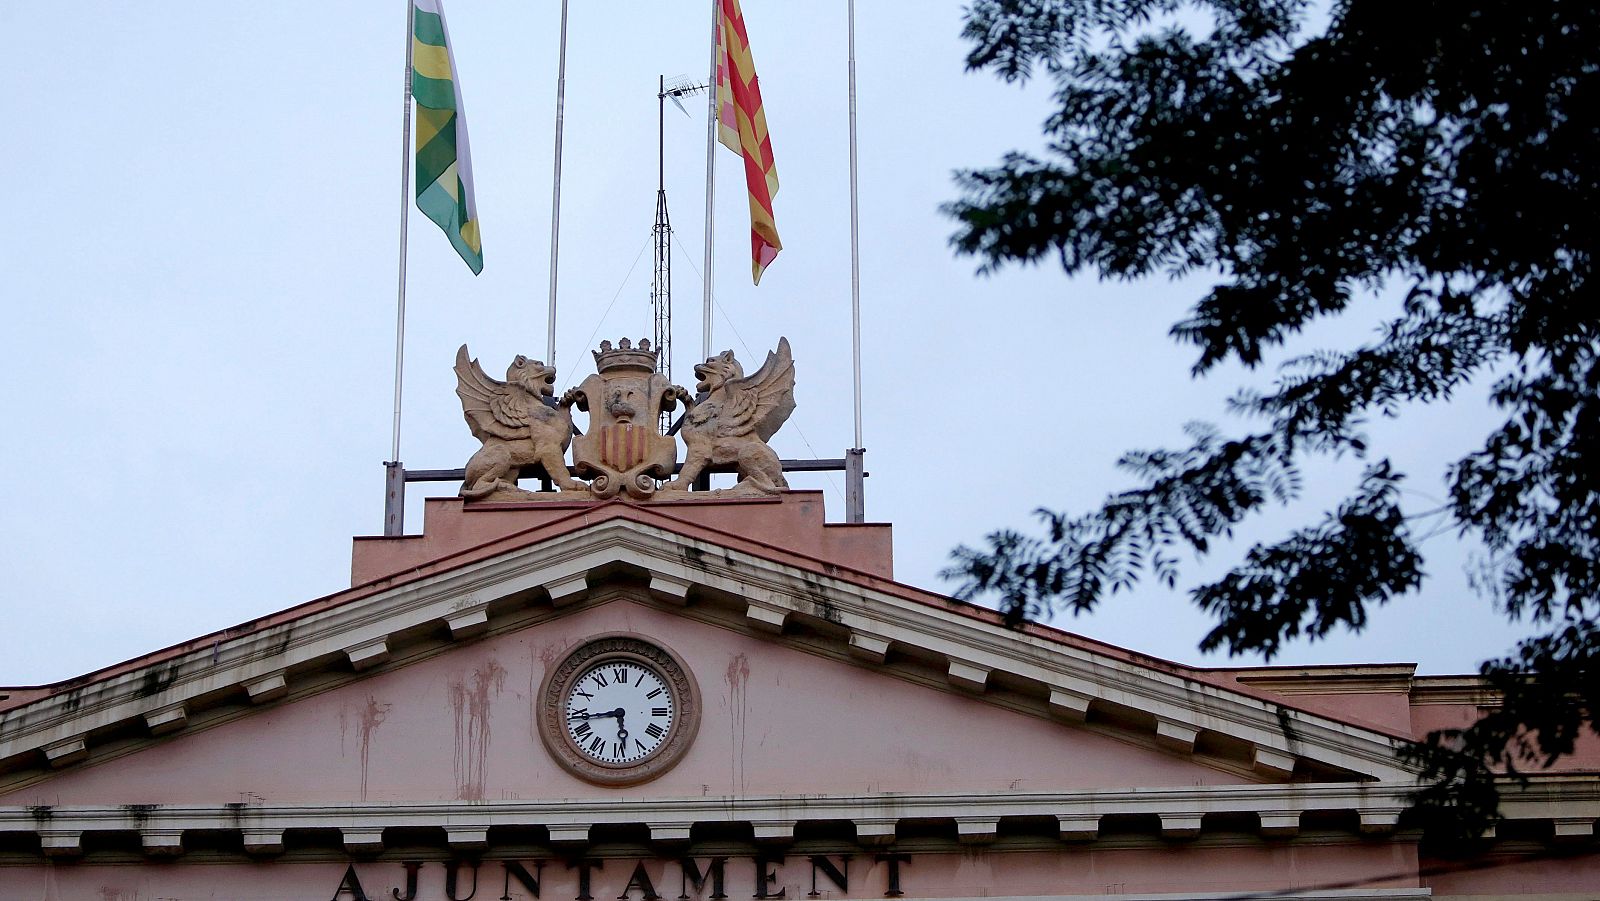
xmin=654 ymin=75 xmax=708 ymax=432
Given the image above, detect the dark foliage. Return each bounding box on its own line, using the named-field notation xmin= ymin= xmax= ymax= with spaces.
xmin=944 ymin=0 xmax=1597 ymax=838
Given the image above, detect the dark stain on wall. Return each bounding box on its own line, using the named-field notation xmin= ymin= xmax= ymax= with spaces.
xmin=726 ymin=653 xmax=750 ymax=793
xmin=137 ymin=664 xmax=177 ymax=698
xmin=450 ymin=659 xmax=506 ymax=800
xmin=358 ymin=695 xmax=392 ymax=801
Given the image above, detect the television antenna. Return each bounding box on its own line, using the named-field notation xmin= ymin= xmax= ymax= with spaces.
xmin=653 ymin=75 xmax=708 ymax=432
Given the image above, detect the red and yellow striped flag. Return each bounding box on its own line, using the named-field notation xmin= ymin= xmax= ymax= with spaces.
xmin=715 ymin=0 xmax=782 ymax=285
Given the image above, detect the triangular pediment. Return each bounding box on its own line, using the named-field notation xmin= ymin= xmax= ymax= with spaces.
xmin=1 ymin=595 xmax=1286 ymax=810
xmin=1 ymin=497 xmax=1430 ymax=853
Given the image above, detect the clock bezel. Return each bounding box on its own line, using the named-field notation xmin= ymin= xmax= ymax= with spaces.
xmin=537 ymin=634 xmax=700 ymax=786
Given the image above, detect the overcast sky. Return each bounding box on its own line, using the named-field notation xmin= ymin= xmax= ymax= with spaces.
xmin=0 ymin=1 xmax=1525 ymax=685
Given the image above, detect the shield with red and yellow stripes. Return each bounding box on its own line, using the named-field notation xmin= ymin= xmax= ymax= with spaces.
xmin=599 ymin=424 xmax=652 ymax=473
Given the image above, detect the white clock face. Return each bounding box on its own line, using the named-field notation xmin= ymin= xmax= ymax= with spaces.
xmin=564 ymin=659 xmax=675 ymax=765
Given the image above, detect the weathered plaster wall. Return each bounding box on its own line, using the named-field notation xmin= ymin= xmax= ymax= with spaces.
xmin=1409 ymin=702 xmax=1600 ymax=770
xmin=1424 ymin=846 xmax=1600 ymax=899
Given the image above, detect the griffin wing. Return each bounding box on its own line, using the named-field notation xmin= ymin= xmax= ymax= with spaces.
xmin=718 ymin=337 xmax=796 ymax=441
xmin=454 ymin=345 xmax=532 ymax=441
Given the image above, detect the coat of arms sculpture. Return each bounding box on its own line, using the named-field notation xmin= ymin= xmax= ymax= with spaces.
xmin=563 ymin=339 xmax=680 ymax=500
xmin=452 ymin=337 xmax=797 ymax=502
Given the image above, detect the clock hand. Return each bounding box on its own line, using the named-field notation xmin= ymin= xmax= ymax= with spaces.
xmin=616 ymin=709 xmax=629 ymax=743
xmin=568 ymin=708 xmax=624 ymax=720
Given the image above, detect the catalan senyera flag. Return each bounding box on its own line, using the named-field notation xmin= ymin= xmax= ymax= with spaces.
xmin=411 ymin=0 xmax=483 ymax=274
xmin=715 ymin=0 xmax=782 ymax=285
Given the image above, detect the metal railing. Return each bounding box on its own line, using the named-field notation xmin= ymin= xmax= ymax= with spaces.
xmin=383 ymin=451 xmax=866 ymax=537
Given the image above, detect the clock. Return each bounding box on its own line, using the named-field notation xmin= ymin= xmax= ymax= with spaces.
xmin=537 ymin=635 xmax=700 ymax=785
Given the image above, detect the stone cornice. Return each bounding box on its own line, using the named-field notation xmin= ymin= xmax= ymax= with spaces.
xmin=1232 ymin=665 xmax=1417 ymax=696
xmin=2 ymin=779 xmax=1596 ymax=859
xmin=0 ymin=783 xmax=1416 ymax=856
xmin=1409 ymin=676 xmax=1503 ymax=707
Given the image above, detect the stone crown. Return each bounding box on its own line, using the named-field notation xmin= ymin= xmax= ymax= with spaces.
xmin=593 ymin=338 xmax=658 ymax=374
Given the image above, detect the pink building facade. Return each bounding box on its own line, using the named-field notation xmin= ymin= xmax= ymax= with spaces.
xmin=2 ymin=493 xmax=1596 ymax=900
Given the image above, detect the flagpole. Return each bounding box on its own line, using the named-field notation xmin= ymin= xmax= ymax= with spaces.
xmin=848 ymin=0 xmax=863 ymax=450
xmin=702 ymin=0 xmax=720 ymax=360
xmin=845 ymin=0 xmax=867 ymax=523
xmin=546 ymin=0 xmax=571 ymax=366
xmin=386 ymin=0 xmax=416 ymax=536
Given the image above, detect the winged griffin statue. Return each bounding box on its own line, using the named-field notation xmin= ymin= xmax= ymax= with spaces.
xmin=454 ymin=345 xmax=585 ymax=501
xmin=662 ymin=337 xmax=797 ymax=497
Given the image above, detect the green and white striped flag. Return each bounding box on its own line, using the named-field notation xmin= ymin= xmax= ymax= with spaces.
xmin=411 ymin=0 xmax=482 ymax=274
